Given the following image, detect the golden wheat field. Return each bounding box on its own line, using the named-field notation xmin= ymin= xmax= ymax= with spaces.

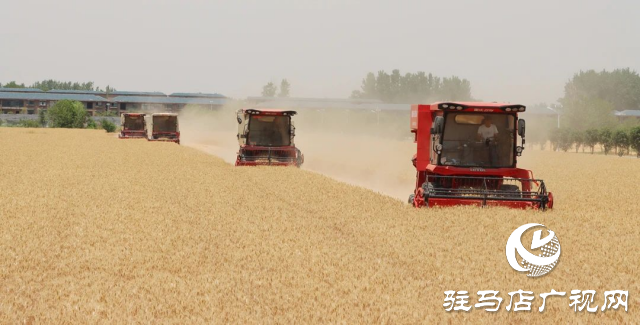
xmin=0 ymin=127 xmax=639 ymax=324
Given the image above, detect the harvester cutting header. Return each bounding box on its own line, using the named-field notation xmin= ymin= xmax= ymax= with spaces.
xmin=409 ymin=102 xmax=553 ymax=210
xmin=235 ymin=108 xmax=303 ymax=167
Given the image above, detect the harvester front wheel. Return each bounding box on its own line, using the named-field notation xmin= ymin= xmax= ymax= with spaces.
xmin=408 ymin=194 xmax=415 ymax=204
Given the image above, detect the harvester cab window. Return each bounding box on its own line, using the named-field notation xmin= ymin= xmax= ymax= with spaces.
xmin=247 ymin=115 xmax=291 ymax=147
xmin=124 ymin=115 xmax=145 ymax=130
xmin=153 ymin=116 xmax=178 ymax=132
xmin=440 ymin=113 xmax=515 ymax=168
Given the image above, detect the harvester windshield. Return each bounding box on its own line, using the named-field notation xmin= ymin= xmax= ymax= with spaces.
xmin=123 ymin=115 xmax=145 ymax=130
xmin=153 ymin=115 xmax=178 ymax=132
xmin=440 ymin=113 xmax=515 ymax=168
xmin=247 ymin=115 xmax=291 ymax=146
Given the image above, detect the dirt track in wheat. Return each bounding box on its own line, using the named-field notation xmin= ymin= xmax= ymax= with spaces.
xmin=0 ymin=128 xmax=638 ymax=323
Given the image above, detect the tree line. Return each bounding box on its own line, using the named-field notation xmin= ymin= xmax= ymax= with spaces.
xmin=350 ymin=70 xmax=473 ymax=103
xmin=541 ymin=126 xmax=640 ymax=157
xmin=529 ymin=68 xmax=640 ymax=157
xmin=261 ymin=79 xmax=290 ymax=97
xmin=0 ymin=80 xmax=116 ymax=93
xmin=0 ymin=100 xmax=116 ymax=132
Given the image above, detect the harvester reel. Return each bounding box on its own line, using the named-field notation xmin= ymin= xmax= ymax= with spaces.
xmin=421 ymin=182 xmax=439 ymax=198
xmin=498 ymin=184 xmax=522 ymax=198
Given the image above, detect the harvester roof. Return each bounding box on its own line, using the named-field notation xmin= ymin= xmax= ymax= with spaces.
xmin=151 ymin=113 xmax=179 ymax=117
xmin=427 ymin=102 xmax=526 ymax=113
xmin=243 ymin=108 xmax=297 ymax=116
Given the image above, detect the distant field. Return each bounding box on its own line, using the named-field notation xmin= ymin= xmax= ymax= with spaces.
xmin=0 ymin=128 xmax=638 ymax=323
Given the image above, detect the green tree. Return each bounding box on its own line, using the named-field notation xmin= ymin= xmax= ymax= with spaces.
xmin=47 ymin=100 xmax=87 ymax=128
xmin=562 ymin=97 xmax=616 ymax=130
xmin=278 ymin=79 xmax=290 ymax=97
xmin=38 ymin=110 xmax=47 ymax=127
xmin=18 ymin=120 xmax=41 ymax=128
xmin=550 ymin=128 xmax=573 ymax=152
xmin=560 ymin=68 xmax=640 ymax=112
xmin=584 ymin=129 xmax=599 ymax=154
xmin=558 ymin=128 xmax=573 ymax=152
xmin=2 ymin=81 xmax=26 ymax=88
xmin=86 ymin=119 xmax=98 ymax=129
xmin=560 ymin=68 xmax=640 ymax=132
xmin=262 ymin=82 xmax=277 ymax=97
xmin=352 ymin=72 xmax=377 ymax=99
xmin=571 ymin=130 xmax=585 ymax=153
xmin=629 ymin=126 xmax=640 ymax=157
xmin=30 ymin=80 xmax=96 ymax=91
xmin=612 ymin=128 xmax=630 ymax=156
xmin=350 ymin=70 xmax=472 ymax=103
xmin=440 ymin=76 xmax=472 ymax=101
xmin=100 ymin=119 xmax=116 ymax=133
xmin=599 ymin=128 xmax=614 ymax=155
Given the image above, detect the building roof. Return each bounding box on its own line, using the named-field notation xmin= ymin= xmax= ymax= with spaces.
xmin=169 ymin=92 xmax=226 ymax=98
xmin=49 ymin=89 xmax=106 ymax=95
xmin=0 ymin=92 xmax=108 ymax=102
xmin=111 ymin=96 xmax=227 ymax=105
xmin=615 ymin=110 xmax=640 ymax=117
xmin=0 ymin=88 xmax=43 ymax=93
xmin=110 ymin=91 xmax=166 ymax=96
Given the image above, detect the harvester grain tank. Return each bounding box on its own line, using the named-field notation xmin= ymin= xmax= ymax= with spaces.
xmin=408 ymin=102 xmax=553 ymax=210
xmin=235 ymin=108 xmax=303 ymax=167
xmin=118 ymin=113 xmax=147 ymax=139
xmin=145 ymin=113 xmax=180 ymax=144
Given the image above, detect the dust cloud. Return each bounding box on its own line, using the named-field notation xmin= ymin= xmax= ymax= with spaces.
xmin=179 ymin=102 xmax=417 ymax=201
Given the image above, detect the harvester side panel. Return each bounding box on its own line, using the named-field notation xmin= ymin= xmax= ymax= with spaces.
xmin=412 ymin=104 xmax=433 ymax=171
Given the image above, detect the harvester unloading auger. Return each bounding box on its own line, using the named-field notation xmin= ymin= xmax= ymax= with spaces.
xmin=235 ymin=108 xmax=303 ymax=167
xmin=408 ymin=102 xmax=553 ymax=210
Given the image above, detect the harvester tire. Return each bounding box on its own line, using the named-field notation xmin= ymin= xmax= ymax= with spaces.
xmin=408 ymin=194 xmax=415 ymax=204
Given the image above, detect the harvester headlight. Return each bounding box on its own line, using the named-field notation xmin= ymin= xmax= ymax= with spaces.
xmin=516 ymin=146 xmax=524 ymax=153
xmin=442 ymin=104 xmax=448 ymax=108
xmin=520 ymin=107 xmax=525 ymax=112
xmin=457 ymin=106 xmax=463 ymax=110
xmin=506 ymin=108 xmax=512 ymax=112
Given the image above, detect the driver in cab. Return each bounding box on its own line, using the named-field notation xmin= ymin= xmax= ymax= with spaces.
xmin=476 ymin=116 xmax=499 ymax=165
xmin=477 ymin=116 xmax=498 ymax=142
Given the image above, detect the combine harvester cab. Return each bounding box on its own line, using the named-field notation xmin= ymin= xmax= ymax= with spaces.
xmin=145 ymin=113 xmax=180 ymax=144
xmin=118 ymin=113 xmax=147 ymax=139
xmin=408 ymin=102 xmax=553 ymax=210
xmin=235 ymin=108 xmax=304 ymax=167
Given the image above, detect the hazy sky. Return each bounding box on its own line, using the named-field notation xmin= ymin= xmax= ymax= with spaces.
xmin=1 ymin=0 xmax=638 ymax=104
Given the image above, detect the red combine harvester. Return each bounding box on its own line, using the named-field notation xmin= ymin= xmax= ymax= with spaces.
xmin=235 ymin=108 xmax=303 ymax=167
xmin=145 ymin=113 xmax=180 ymax=144
xmin=409 ymin=102 xmax=553 ymax=210
xmin=118 ymin=113 xmax=147 ymax=139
